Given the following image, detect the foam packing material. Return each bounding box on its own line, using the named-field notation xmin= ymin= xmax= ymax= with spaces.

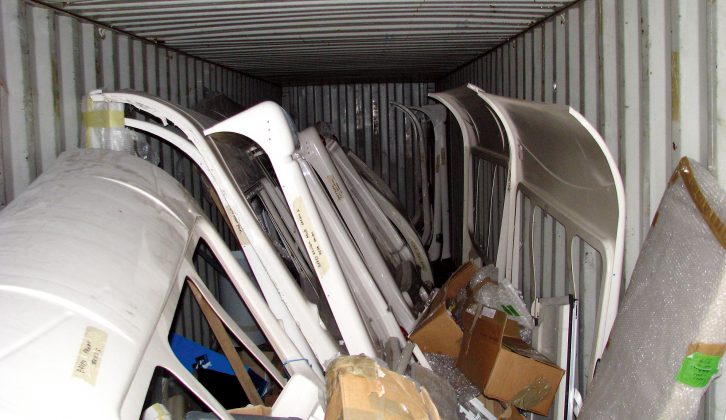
xmin=579 ymin=158 xmax=726 ymax=419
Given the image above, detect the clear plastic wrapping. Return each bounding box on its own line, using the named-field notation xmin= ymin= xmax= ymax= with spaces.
xmin=471 ymin=264 xmax=499 ymax=288
xmin=82 ymin=97 xmax=160 ymax=165
xmin=425 ymin=353 xmax=481 ymax=404
xmin=580 ymin=158 xmax=726 ymax=419
xmin=453 ymin=265 xmax=533 ymax=343
xmin=410 ymin=363 xmax=460 ymax=420
xmin=473 ymin=280 xmax=533 ymax=343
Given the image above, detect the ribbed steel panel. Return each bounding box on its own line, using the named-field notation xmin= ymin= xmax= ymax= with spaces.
xmin=0 ymin=0 xmax=280 ymax=208
xmin=282 ymin=82 xmax=435 ymax=217
xmin=40 ymin=0 xmax=575 ymax=85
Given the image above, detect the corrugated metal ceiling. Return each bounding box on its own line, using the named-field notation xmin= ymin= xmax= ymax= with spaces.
xmin=38 ymin=0 xmax=576 ymax=85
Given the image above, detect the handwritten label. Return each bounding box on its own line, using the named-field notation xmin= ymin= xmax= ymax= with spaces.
xmin=409 ymin=243 xmax=429 ymax=276
xmin=73 ymin=326 xmax=107 ymax=385
xmin=326 ymin=175 xmax=344 ymax=201
xmin=292 ymin=197 xmax=329 ymax=276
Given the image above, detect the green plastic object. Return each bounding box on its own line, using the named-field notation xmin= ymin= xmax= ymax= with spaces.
xmin=675 ymin=352 xmax=722 ymax=388
xmin=501 ymin=304 xmax=520 ymax=317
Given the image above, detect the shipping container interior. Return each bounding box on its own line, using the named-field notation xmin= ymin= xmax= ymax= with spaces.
xmin=1 ymin=0 xmax=725 ymax=418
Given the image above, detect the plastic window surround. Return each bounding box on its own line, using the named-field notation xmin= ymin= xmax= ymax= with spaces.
xmin=430 ymin=83 xmax=624 ymax=384
xmin=203 ymin=101 xmax=376 ymax=357
xmin=328 ymin=139 xmax=435 ymax=289
xmin=390 ymin=102 xmax=432 ymax=245
xmin=89 ymin=90 xmax=337 ymax=374
xmin=124 ymin=220 xmax=294 ymax=419
xmin=136 ymin=216 xmax=328 ymax=417
xmin=471 ymin=84 xmax=625 ymax=383
xmin=472 ymin=156 xmax=507 ymax=265
xmin=297 ymin=126 xmax=417 ymax=331
xmin=298 ymin=151 xmax=407 ymax=349
xmin=190 ymin=216 xmax=319 ymax=383
xmin=409 ymin=104 xmax=451 ymax=261
xmin=429 ymin=87 xmax=510 ymax=265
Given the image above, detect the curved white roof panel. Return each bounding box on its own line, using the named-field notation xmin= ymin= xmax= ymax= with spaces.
xmin=0 ymin=149 xmax=198 ymax=418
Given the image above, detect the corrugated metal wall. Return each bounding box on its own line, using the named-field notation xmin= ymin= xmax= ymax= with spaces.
xmin=41 ymin=0 xmax=576 ymax=86
xmin=439 ymin=2 xmax=725 ymax=416
xmin=282 ymin=83 xmax=435 ymax=216
xmin=0 ymin=0 xmax=722 ymax=414
xmin=0 ymin=0 xmax=281 ymax=209
xmin=438 ymin=0 xmax=725 ymax=285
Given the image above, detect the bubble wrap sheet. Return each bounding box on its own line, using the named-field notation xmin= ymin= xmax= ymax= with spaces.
xmin=425 ymin=353 xmax=481 ymax=403
xmin=580 ymin=159 xmax=726 ymax=419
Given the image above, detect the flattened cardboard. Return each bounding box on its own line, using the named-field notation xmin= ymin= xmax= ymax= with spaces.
xmin=458 ymin=311 xmax=564 ymax=416
xmin=410 ymin=262 xmax=478 ymax=358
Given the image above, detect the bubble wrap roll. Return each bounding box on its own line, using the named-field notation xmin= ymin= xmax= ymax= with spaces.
xmin=580 ymin=158 xmax=726 ymax=419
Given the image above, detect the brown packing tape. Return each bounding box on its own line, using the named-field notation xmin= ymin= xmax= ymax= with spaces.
xmin=325 ymin=355 xmax=379 ymax=403
xmin=670 ymin=157 xmax=726 ymax=249
xmin=686 ymin=342 xmax=726 ymax=358
xmin=382 ymin=371 xmax=438 ymax=418
xmin=460 ymin=302 xmax=521 ymax=357
xmin=328 ymin=374 xmax=435 ymax=419
xmin=82 ymin=109 xmax=125 ymax=129
xmin=458 ymin=308 xmax=562 ymax=416
xmin=508 ymin=376 xmax=552 ymax=412
xmin=500 ymin=406 xmax=514 ymax=420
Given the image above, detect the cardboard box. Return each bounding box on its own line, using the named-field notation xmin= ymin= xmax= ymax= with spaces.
xmin=457 ymin=310 xmax=564 ymax=416
xmin=409 ymin=262 xmax=478 ymax=358
xmin=325 ymin=355 xmax=440 ymax=420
